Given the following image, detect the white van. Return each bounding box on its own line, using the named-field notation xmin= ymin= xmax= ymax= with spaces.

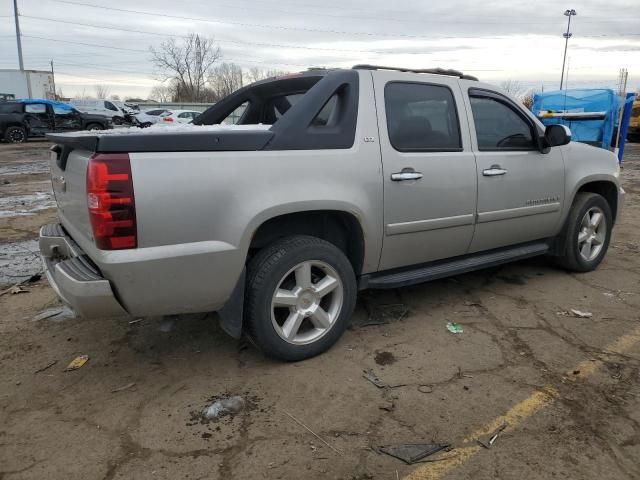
xmin=69 ymin=99 xmax=126 ymax=124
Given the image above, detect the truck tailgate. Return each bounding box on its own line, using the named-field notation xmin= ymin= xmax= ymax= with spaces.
xmin=49 ymin=146 xmax=93 ymax=245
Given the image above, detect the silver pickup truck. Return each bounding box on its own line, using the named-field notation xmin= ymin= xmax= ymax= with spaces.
xmin=42 ymin=65 xmax=624 ymax=361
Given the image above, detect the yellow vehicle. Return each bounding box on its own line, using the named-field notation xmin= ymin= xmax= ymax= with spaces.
xmin=628 ymin=99 xmax=640 ymax=142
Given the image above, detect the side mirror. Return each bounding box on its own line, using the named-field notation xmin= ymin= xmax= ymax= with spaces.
xmin=545 ymin=124 xmax=571 ymax=147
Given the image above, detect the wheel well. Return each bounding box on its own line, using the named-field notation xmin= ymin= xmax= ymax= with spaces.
xmin=249 ymin=211 xmax=365 ymax=275
xmin=577 ymin=181 xmax=618 ymax=222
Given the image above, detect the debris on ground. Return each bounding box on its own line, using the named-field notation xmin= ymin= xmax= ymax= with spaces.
xmin=477 ymin=422 xmax=508 ymax=449
xmin=282 ymin=409 xmax=343 ymax=455
xmin=34 ymin=360 xmax=57 ymax=374
xmin=360 ymin=303 xmax=409 ymax=327
xmin=417 ymin=385 xmax=433 ymax=394
xmin=557 ymin=309 xmax=593 ymax=318
xmin=379 ymin=399 xmax=395 ymax=412
xmin=363 ymin=368 xmax=386 ymax=388
xmin=128 ymin=318 xmax=142 ymax=325
xmin=64 ymin=355 xmax=89 ymax=371
xmin=203 ymin=395 xmax=246 ymax=419
xmin=32 ymin=306 xmax=74 ymax=322
xmin=7 ymin=285 xmax=28 ymax=295
xmin=377 ymin=443 xmax=450 ymax=465
xmin=111 ymin=382 xmax=136 ymax=393
xmin=446 ymin=322 xmax=464 ymax=334
xmin=374 ymin=351 xmax=397 ymax=366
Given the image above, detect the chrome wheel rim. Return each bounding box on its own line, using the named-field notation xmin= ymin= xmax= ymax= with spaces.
xmin=578 ymin=207 xmax=606 ymax=262
xmin=271 ymin=260 xmax=344 ymax=345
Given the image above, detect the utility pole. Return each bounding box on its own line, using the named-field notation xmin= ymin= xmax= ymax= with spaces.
xmin=559 ymin=8 xmax=576 ymax=90
xmin=13 ymin=0 xmax=24 ymax=71
xmin=51 ymin=60 xmax=57 ymax=100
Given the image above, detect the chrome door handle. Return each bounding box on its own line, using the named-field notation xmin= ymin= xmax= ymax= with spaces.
xmin=391 ymin=170 xmax=423 ymax=181
xmin=482 ymin=165 xmax=507 ymax=176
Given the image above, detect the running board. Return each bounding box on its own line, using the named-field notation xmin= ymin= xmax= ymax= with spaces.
xmin=360 ymin=242 xmax=550 ymax=290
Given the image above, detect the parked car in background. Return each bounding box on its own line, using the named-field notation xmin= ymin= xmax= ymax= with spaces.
xmin=0 ymin=99 xmax=112 ymax=142
xmin=134 ymin=108 xmax=170 ymax=127
xmin=42 ymin=66 xmax=624 ymax=361
xmin=156 ymin=109 xmax=201 ymax=125
xmin=70 ymin=98 xmax=126 ymax=124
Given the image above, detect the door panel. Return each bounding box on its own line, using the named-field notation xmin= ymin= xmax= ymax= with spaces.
xmin=23 ymin=103 xmax=53 ymax=134
xmin=461 ymin=84 xmax=564 ymax=253
xmin=375 ymin=72 xmax=478 ymax=271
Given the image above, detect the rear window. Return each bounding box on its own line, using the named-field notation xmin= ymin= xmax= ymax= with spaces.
xmin=385 ymin=82 xmax=462 ymax=151
xmin=0 ymin=103 xmax=22 ymax=114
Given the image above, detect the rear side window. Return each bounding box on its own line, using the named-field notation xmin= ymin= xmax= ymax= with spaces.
xmin=385 ymin=82 xmax=462 ymax=152
xmin=469 ymin=95 xmax=535 ymax=150
xmin=25 ymin=104 xmax=47 ymax=114
xmin=222 ymin=101 xmax=249 ymax=125
xmin=145 ymin=109 xmax=166 ymax=116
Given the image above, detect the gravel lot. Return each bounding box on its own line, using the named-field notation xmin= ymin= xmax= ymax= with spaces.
xmin=1 ymin=140 xmax=639 ymax=480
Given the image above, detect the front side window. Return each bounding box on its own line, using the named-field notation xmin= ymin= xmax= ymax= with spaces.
xmin=385 ymin=82 xmax=462 ymax=152
xmin=25 ymin=104 xmax=47 ymax=114
xmin=469 ymin=95 xmax=535 ymax=150
xmin=104 ymin=101 xmax=118 ymax=111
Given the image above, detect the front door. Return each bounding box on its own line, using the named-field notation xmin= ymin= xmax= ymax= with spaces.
xmin=461 ymin=85 xmax=565 ymax=253
xmin=375 ymin=72 xmax=478 ymax=271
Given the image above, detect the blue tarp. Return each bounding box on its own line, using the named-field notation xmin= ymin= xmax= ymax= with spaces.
xmin=16 ymin=98 xmax=74 ymax=111
xmin=531 ymin=89 xmax=618 ymax=150
xmin=617 ymin=93 xmax=635 ymax=164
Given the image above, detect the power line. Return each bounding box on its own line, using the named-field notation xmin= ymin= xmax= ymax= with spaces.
xmin=49 ymin=0 xmax=640 ymax=27
xmin=20 ymin=14 xmax=509 ymax=55
xmin=20 ymin=35 xmax=320 ymax=68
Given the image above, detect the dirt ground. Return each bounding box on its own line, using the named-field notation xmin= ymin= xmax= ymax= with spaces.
xmin=1 ymin=140 xmax=639 ymax=480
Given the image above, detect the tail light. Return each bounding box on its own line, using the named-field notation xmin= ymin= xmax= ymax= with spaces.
xmin=163 ymin=116 xmax=173 ymax=122
xmin=86 ymin=153 xmax=137 ymax=250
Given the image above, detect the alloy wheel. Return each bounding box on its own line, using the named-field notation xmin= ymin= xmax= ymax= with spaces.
xmin=577 ymin=206 xmax=607 ymax=262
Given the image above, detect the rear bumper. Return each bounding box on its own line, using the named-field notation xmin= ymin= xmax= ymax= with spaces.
xmin=39 ymin=223 xmax=129 ymax=318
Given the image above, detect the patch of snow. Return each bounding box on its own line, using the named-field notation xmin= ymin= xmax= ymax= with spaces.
xmin=52 ymin=123 xmax=272 ymax=138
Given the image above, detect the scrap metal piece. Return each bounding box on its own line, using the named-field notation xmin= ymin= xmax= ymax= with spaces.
xmin=363 ymin=368 xmax=386 ymax=388
xmin=477 ymin=422 xmax=508 ymax=449
xmin=378 ymin=443 xmax=451 ymax=465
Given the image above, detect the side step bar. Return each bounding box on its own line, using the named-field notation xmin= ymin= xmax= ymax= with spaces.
xmin=360 ymin=242 xmax=550 ymax=290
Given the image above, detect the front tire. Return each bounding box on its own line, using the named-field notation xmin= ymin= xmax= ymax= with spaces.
xmin=244 ymin=235 xmax=357 ymax=361
xmin=86 ymin=123 xmax=103 ymax=131
xmin=555 ymin=192 xmax=612 ymax=272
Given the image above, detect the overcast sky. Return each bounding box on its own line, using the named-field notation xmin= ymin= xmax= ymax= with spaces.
xmin=1 ymin=0 xmax=639 ymax=99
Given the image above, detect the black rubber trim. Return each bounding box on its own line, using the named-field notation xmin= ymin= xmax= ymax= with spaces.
xmin=360 ymin=241 xmax=550 ymax=289
xmin=47 ymin=130 xmax=274 ymax=153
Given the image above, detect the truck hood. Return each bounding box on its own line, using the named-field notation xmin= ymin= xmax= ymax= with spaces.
xmin=46 ymin=124 xmax=274 ymax=153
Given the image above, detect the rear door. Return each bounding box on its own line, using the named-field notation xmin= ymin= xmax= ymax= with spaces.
xmin=375 ymin=72 xmax=478 ymax=270
xmin=23 ymin=103 xmax=53 ymax=134
xmin=462 ymin=84 xmax=564 ymax=253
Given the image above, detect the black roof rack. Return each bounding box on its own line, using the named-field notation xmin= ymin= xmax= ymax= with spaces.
xmin=352 ymin=64 xmax=478 ymax=81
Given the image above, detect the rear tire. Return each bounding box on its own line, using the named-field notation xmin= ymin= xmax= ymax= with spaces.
xmin=4 ymin=126 xmax=27 ymax=143
xmin=555 ymin=192 xmax=612 ymax=272
xmin=244 ymin=235 xmax=357 ymax=361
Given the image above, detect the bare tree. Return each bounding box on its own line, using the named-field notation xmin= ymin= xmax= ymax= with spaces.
xmin=94 ymin=84 xmax=111 ymax=98
xmin=209 ymin=62 xmax=245 ymax=99
xmin=149 ymin=83 xmax=175 ymax=102
xmin=110 ymin=94 xmax=121 ymax=101
xmin=500 ymin=80 xmax=523 ymax=95
xmin=244 ymin=66 xmax=286 ymax=84
xmin=150 ymin=34 xmax=222 ymax=102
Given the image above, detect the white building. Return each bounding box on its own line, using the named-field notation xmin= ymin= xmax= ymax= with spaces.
xmin=0 ymin=69 xmax=55 ymax=100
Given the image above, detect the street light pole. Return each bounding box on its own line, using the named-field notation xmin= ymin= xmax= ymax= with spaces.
xmin=13 ymin=0 xmax=25 ymax=71
xmin=559 ymin=8 xmax=576 ymax=90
